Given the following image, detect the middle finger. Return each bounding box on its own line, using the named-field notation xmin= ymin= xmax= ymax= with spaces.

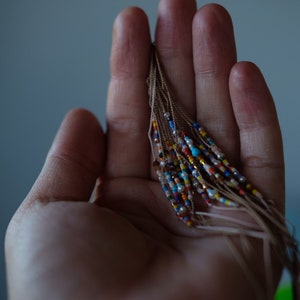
xmin=155 ymin=0 xmax=197 ymax=118
xmin=193 ymin=4 xmax=239 ymax=162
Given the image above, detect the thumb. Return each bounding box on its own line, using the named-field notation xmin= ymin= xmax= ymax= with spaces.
xmin=26 ymin=108 xmax=105 ymax=205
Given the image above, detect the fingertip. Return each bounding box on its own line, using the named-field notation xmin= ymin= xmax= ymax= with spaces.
xmin=193 ymin=3 xmax=236 ymax=76
xmin=50 ymin=108 xmax=104 ymax=175
xmin=230 ymin=61 xmax=263 ymax=87
xmin=193 ymin=3 xmax=233 ymax=33
xmin=229 ymin=62 xmax=264 ymax=101
xmin=58 ymin=107 xmax=103 ymax=137
xmin=111 ymin=7 xmax=151 ymax=79
xmin=229 ymin=62 xmax=276 ymax=127
xmin=113 ymin=6 xmax=148 ymax=36
xmin=158 ymin=0 xmax=196 ymax=11
xmin=26 ymin=108 xmax=105 ymax=204
xmin=156 ymin=0 xmax=197 ymax=51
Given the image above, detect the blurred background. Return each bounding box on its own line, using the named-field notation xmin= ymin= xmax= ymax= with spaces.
xmin=1 ymin=1 xmax=299 ymax=298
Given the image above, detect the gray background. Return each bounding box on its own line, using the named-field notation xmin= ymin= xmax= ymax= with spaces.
xmin=1 ymin=0 xmax=299 ymax=298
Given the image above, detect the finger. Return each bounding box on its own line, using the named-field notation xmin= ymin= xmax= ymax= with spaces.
xmin=193 ymin=4 xmax=238 ymax=161
xmin=229 ymin=62 xmax=285 ymax=211
xmin=106 ymin=7 xmax=151 ymax=179
xmin=26 ymin=109 xmax=105 ymax=204
xmin=155 ymin=0 xmax=197 ymax=117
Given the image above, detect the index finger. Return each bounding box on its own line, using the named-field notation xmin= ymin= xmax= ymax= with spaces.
xmin=106 ymin=7 xmax=152 ymax=179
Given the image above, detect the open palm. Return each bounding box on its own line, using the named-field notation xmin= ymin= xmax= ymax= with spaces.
xmin=5 ymin=1 xmax=284 ymax=300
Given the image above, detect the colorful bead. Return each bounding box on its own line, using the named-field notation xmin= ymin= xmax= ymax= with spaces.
xmin=150 ymin=111 xmax=265 ymax=224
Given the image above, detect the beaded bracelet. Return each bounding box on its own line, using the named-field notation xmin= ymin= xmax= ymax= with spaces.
xmin=147 ymin=44 xmax=299 ymax=299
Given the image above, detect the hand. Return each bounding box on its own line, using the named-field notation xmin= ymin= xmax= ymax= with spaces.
xmin=5 ymin=1 xmax=284 ymax=299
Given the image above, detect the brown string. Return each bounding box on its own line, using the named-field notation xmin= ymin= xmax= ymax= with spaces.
xmin=148 ymin=43 xmax=299 ymax=299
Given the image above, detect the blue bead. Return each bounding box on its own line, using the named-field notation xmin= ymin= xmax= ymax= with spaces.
xmin=207 ymin=138 xmax=214 ymax=145
xmin=169 ymin=120 xmax=175 ymax=130
xmin=185 ymin=200 xmax=191 ymax=207
xmin=183 ymin=215 xmax=189 ymax=222
xmin=193 ymin=122 xmax=200 ymax=129
xmin=224 ymin=170 xmax=231 ymax=177
xmin=191 ymin=147 xmax=201 ymax=157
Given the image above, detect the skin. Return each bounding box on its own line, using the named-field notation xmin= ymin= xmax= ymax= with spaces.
xmin=5 ymin=1 xmax=285 ymax=300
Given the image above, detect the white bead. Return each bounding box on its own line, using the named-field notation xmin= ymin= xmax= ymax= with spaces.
xmin=160 ymin=161 xmax=166 ymax=167
xmin=197 ymin=187 xmax=203 ymax=193
xmin=207 ymin=189 xmax=216 ymax=199
xmin=188 ymin=194 xmax=194 ymax=201
xmin=193 ymin=181 xmax=199 ymax=187
xmin=230 ymin=178 xmax=238 ymax=187
xmin=212 ymin=159 xmax=219 ymax=166
xmin=192 ymin=170 xmax=198 ymax=177
xmin=178 ymin=206 xmax=187 ymax=215
xmin=177 ymin=185 xmax=185 ymax=193
xmin=239 ymin=176 xmax=246 ymax=183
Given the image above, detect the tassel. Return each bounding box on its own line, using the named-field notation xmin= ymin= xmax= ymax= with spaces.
xmin=147 ymin=44 xmax=299 ymax=299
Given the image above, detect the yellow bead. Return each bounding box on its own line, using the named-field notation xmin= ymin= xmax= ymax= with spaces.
xmin=186 ymin=220 xmax=193 ymax=227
